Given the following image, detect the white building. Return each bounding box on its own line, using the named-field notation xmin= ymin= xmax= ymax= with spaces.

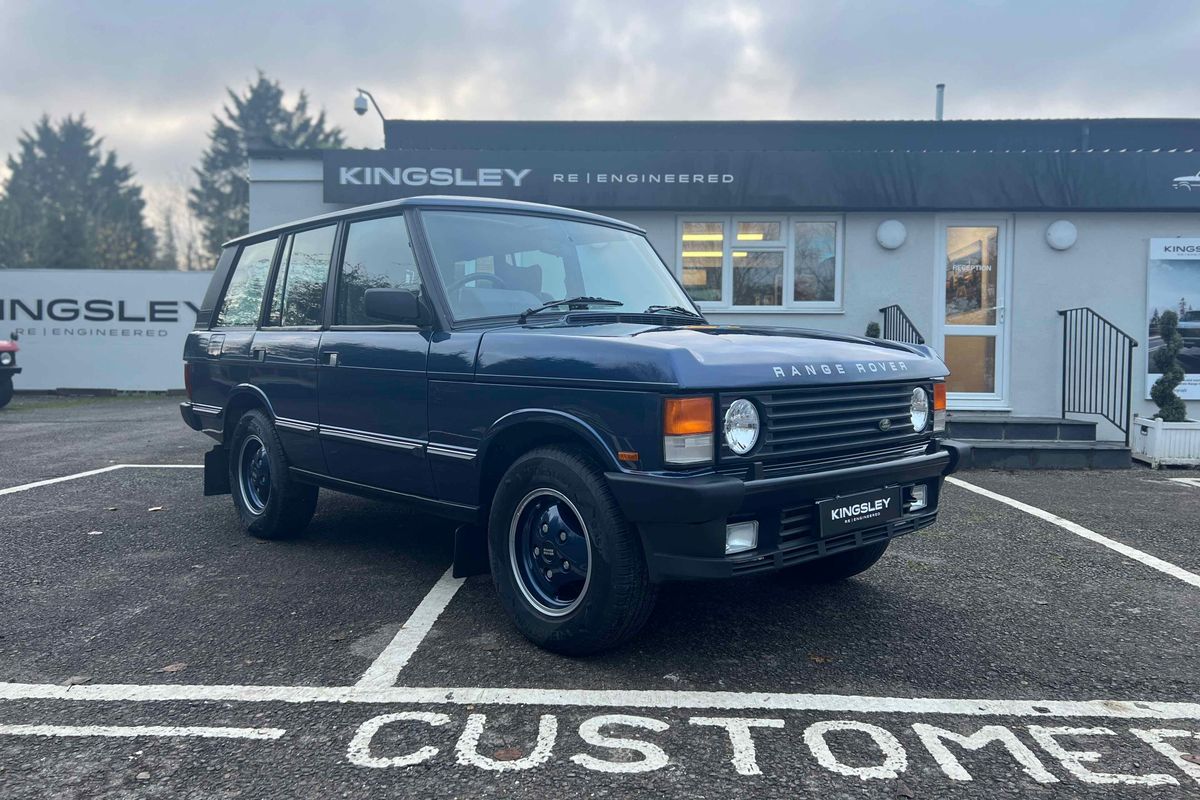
xmin=247 ymin=118 xmax=1200 ymax=465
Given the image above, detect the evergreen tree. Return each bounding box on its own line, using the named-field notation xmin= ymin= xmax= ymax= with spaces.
xmin=0 ymin=115 xmax=156 ymax=269
xmin=189 ymin=72 xmax=344 ymax=257
xmin=155 ymin=207 xmax=179 ymax=269
xmin=1150 ymin=310 xmax=1188 ymax=422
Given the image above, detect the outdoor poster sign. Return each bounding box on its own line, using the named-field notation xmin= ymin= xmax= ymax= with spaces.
xmin=1147 ymin=238 xmax=1200 ymax=399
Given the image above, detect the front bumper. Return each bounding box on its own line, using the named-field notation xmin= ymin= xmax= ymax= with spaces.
xmin=0 ymin=366 xmax=21 ymax=378
xmin=606 ymin=441 xmax=969 ymax=581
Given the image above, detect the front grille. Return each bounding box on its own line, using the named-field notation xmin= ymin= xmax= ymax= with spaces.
xmin=780 ymin=505 xmax=816 ymax=542
xmin=719 ymin=381 xmax=930 ymax=473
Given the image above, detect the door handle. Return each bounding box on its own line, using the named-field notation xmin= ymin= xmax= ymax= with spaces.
xmin=251 ymin=346 xmax=266 ymax=361
xmin=325 ymin=351 xmax=339 ymax=367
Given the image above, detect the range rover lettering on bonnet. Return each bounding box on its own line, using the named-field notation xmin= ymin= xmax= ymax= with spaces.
xmin=772 ymin=360 xmax=911 ymax=378
xmin=181 ymin=195 xmax=964 ymax=655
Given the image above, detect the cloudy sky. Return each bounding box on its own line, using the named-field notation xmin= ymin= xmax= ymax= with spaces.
xmin=2 ymin=0 xmax=1198 ymax=225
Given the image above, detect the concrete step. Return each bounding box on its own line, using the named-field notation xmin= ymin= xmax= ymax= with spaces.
xmin=946 ymin=414 xmax=1097 ymax=442
xmin=948 ymin=438 xmax=1131 ymax=470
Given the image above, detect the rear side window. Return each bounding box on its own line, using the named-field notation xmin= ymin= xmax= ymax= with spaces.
xmin=336 ymin=215 xmax=422 ymax=325
xmin=265 ymin=225 xmax=336 ymax=327
xmin=216 ymin=238 xmax=278 ymax=327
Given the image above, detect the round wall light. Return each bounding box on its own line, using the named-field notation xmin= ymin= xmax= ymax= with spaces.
xmin=876 ymin=219 xmax=907 ymax=250
xmin=1046 ymin=220 xmax=1077 ymax=251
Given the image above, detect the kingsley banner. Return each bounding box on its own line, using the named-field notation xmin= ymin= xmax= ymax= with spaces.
xmin=1147 ymin=239 xmax=1200 ymax=400
xmin=324 ymin=149 xmax=1200 ymax=211
xmin=0 ymin=270 xmax=212 ymax=391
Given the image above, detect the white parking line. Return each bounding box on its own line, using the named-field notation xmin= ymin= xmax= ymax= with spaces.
xmin=0 ymin=464 xmax=202 ymax=496
xmin=0 ymin=681 xmax=1198 ymax=719
xmin=1168 ymin=478 xmax=1200 ymax=489
xmin=356 ymin=567 xmax=466 ymax=689
xmin=946 ymin=477 xmax=1200 ymax=589
xmin=0 ymin=723 xmax=285 ymax=740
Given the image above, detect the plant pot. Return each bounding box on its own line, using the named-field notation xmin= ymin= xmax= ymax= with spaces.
xmin=1131 ymin=415 xmax=1200 ymax=468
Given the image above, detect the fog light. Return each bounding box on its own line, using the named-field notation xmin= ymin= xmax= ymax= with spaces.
xmin=725 ymin=521 xmax=758 ymax=555
xmin=905 ymin=484 xmax=928 ymax=512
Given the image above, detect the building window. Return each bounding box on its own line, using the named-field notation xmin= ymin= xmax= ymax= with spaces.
xmin=681 ymin=221 xmax=723 ymax=301
xmin=793 ymin=221 xmax=838 ymax=303
xmin=677 ymin=216 xmax=842 ymax=311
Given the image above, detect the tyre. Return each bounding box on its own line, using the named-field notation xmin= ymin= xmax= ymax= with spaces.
xmin=488 ymin=445 xmax=657 ymax=655
xmin=783 ymin=540 xmax=890 ymax=583
xmin=227 ymin=409 xmax=318 ymax=540
xmin=0 ymin=377 xmax=12 ymax=409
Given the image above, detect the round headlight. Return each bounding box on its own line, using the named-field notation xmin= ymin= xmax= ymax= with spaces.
xmin=723 ymin=399 xmax=760 ymax=455
xmin=0 ymin=352 xmax=11 ymax=366
xmin=910 ymin=387 xmax=930 ymax=431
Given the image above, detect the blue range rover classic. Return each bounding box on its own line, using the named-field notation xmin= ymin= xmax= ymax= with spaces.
xmin=182 ymin=196 xmax=965 ymax=654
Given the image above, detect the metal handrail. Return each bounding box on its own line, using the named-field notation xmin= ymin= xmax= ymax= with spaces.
xmin=1058 ymin=307 xmax=1138 ymax=446
xmin=878 ymin=304 xmax=925 ymax=345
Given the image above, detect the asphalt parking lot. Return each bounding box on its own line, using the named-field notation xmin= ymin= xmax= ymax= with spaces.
xmin=1 ymin=395 xmax=1198 ymax=798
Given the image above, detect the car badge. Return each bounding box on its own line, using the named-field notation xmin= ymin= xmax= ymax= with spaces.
xmin=878 ymin=418 xmax=892 ymax=431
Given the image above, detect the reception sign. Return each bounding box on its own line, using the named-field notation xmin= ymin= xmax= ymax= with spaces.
xmin=0 ymin=270 xmax=212 ymax=391
xmin=1147 ymin=239 xmax=1200 ymax=400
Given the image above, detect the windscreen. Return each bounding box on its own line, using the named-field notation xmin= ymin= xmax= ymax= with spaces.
xmin=421 ymin=210 xmax=696 ymax=321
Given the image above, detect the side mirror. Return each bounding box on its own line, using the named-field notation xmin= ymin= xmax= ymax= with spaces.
xmin=364 ymin=288 xmax=424 ymax=325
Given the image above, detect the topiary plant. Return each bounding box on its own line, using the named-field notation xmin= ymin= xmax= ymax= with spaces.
xmin=1150 ymin=310 xmax=1189 ymax=422
xmin=865 ymin=321 xmax=881 ymax=338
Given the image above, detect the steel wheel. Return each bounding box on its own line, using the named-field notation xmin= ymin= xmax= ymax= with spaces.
xmin=237 ymin=434 xmax=271 ymax=515
xmin=509 ymin=488 xmax=592 ymax=617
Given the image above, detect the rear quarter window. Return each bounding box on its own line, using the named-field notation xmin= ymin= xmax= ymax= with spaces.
xmin=216 ymin=238 xmax=278 ymax=327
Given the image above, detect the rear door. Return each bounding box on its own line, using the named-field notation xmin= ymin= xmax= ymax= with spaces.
xmin=252 ymin=223 xmax=338 ymax=472
xmin=317 ymin=212 xmax=433 ymax=496
xmin=199 ymin=237 xmax=280 ymax=432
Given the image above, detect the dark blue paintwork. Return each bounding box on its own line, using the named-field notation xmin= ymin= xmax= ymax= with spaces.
xmin=181 ymin=196 xmax=959 ymax=581
xmin=473 ymin=322 xmax=943 ymax=390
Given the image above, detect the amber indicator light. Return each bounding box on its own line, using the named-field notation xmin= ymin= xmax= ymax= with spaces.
xmin=664 ymin=397 xmax=714 ymax=435
xmin=933 ymin=382 xmax=947 ymax=411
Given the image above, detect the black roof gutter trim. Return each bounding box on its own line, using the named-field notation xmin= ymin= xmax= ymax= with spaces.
xmin=222 ymin=195 xmax=646 ymax=249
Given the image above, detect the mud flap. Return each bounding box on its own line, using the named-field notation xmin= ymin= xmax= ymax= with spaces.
xmin=453 ymin=524 xmax=490 ymax=578
xmin=203 ymin=445 xmax=231 ymax=496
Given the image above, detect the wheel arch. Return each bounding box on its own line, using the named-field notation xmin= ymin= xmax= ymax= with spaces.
xmin=476 ymin=409 xmax=620 ymax=512
xmin=221 ymin=383 xmax=275 ymax=442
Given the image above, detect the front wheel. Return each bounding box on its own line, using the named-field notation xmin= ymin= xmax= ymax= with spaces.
xmin=783 ymin=540 xmax=890 ymax=583
xmin=488 ymin=446 xmax=657 ymax=655
xmin=0 ymin=377 xmax=12 ymax=409
xmin=228 ymin=409 xmax=318 ymax=540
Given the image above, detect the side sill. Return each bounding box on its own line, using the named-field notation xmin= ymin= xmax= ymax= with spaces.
xmin=288 ymin=467 xmax=479 ymax=523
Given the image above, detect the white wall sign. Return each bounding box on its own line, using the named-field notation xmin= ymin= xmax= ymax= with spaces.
xmin=1 ymin=270 xmax=212 ymax=391
xmin=1146 ymin=239 xmax=1200 ymax=400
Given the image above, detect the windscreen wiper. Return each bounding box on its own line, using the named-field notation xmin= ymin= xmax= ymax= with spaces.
xmin=644 ymin=304 xmax=705 ymax=320
xmin=519 ymin=296 xmax=623 ymax=323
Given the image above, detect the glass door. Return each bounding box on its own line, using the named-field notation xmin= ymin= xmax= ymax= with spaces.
xmin=936 ymin=219 xmax=1010 ymax=408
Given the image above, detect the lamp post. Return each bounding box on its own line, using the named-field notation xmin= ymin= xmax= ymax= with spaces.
xmin=354 ymin=88 xmax=387 ymax=140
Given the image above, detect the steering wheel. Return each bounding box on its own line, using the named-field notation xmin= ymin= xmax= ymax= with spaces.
xmin=445 ymin=272 xmax=510 ymax=292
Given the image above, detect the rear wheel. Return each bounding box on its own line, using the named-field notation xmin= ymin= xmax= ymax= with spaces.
xmin=228 ymin=409 xmax=318 ymax=540
xmin=783 ymin=540 xmax=890 ymax=583
xmin=488 ymin=445 xmax=657 ymax=655
xmin=0 ymin=377 xmax=12 ymax=409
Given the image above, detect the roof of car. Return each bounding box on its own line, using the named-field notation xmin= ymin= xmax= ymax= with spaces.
xmin=223 ymin=195 xmax=645 ymax=248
